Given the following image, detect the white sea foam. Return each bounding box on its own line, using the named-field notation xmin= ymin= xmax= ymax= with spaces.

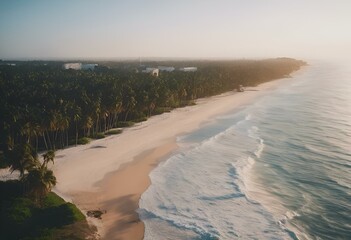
xmin=140 ymin=113 xmax=293 ymax=239
xmin=255 ymin=139 xmax=264 ymax=158
xmin=141 ymin=62 xmax=351 ymax=239
xmin=245 ymin=113 xmax=252 ymax=120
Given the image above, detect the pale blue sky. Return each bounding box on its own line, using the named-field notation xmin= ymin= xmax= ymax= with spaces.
xmin=1 ymin=0 xmax=350 ymax=60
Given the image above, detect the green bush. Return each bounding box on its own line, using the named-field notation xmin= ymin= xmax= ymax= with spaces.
xmin=91 ymin=133 xmax=105 ymax=139
xmin=128 ymin=111 xmax=147 ymax=120
xmin=43 ymin=192 xmax=66 ymax=208
xmin=0 ymin=182 xmax=91 ymax=240
xmin=64 ymin=203 xmax=85 ymax=222
xmin=77 ymin=137 xmax=91 ymax=145
xmin=153 ymin=107 xmax=172 ymax=115
xmin=105 ymin=129 xmax=123 ymax=135
xmin=7 ymin=198 xmax=33 ymax=225
xmin=134 ymin=116 xmax=148 ymax=123
xmin=38 ymin=203 xmax=85 ymax=227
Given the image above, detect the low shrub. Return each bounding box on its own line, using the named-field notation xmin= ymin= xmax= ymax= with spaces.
xmin=6 ymin=198 xmax=33 ymax=225
xmin=38 ymin=202 xmax=85 ymax=227
xmin=91 ymin=133 xmax=105 ymax=139
xmin=77 ymin=137 xmax=91 ymax=145
xmin=43 ymin=192 xmax=66 ymax=208
xmin=153 ymin=107 xmax=172 ymax=115
xmin=105 ymin=129 xmax=123 ymax=135
xmin=134 ymin=117 xmax=148 ymax=123
xmin=0 ymin=186 xmax=88 ymax=240
xmin=116 ymin=121 xmax=135 ymax=128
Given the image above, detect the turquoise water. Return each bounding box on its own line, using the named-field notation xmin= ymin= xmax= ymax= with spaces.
xmin=139 ymin=61 xmax=351 ymax=239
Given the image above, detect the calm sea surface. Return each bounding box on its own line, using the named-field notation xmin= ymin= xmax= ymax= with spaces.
xmin=139 ymin=61 xmax=351 ymax=240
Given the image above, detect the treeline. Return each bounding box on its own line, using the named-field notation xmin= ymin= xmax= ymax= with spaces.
xmin=0 ymin=58 xmax=305 ymax=153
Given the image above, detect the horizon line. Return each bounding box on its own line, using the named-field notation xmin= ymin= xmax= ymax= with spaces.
xmin=0 ymin=56 xmax=299 ymax=62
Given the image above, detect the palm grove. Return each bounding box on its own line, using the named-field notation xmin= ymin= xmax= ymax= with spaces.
xmin=0 ymin=58 xmax=305 ymax=202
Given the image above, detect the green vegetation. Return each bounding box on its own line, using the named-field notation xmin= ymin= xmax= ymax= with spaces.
xmin=134 ymin=116 xmax=148 ymax=123
xmin=116 ymin=121 xmax=135 ymax=128
xmin=0 ymin=144 xmax=95 ymax=239
xmin=0 ymin=182 xmax=93 ymax=240
xmin=91 ymin=133 xmax=105 ymax=139
xmin=2 ymin=143 xmax=56 ymax=204
xmin=154 ymin=107 xmax=172 ymax=114
xmin=76 ymin=137 xmax=91 ymax=145
xmin=105 ymin=129 xmax=123 ymax=135
xmin=0 ymin=58 xmax=305 ymax=154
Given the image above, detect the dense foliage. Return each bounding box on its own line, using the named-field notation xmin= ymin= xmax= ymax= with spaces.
xmin=0 ymin=181 xmax=92 ymax=240
xmin=0 ymin=58 xmax=305 ymax=154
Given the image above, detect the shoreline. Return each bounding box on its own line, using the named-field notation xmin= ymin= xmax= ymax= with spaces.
xmin=52 ymin=78 xmax=290 ymax=239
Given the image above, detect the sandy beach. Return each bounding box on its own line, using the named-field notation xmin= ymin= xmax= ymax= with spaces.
xmin=51 ymin=78 xmax=287 ymax=239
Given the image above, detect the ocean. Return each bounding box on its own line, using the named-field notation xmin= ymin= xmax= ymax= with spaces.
xmin=139 ymin=61 xmax=351 ymax=240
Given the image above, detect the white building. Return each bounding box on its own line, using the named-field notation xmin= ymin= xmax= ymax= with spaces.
xmin=63 ymin=63 xmax=98 ymax=70
xmin=158 ymin=66 xmax=175 ymax=72
xmin=179 ymin=67 xmax=197 ymax=72
xmin=142 ymin=67 xmax=159 ymax=77
xmin=63 ymin=63 xmax=82 ymax=70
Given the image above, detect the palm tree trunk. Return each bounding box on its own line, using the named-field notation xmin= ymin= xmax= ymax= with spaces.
xmin=95 ymin=118 xmax=99 ymax=134
xmin=124 ymin=110 xmax=129 ymax=122
xmin=53 ymin=130 xmax=58 ymax=150
xmin=45 ymin=130 xmax=52 ymax=150
xmin=42 ymin=134 xmax=48 ymax=150
xmin=35 ymin=134 xmax=38 ymax=152
xmin=117 ymin=114 xmax=120 ymax=126
xmin=75 ymin=122 xmax=78 ymax=146
xmin=66 ymin=130 xmax=69 ymax=147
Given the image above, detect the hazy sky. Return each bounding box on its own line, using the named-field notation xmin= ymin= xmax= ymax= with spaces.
xmin=1 ymin=0 xmax=350 ymax=60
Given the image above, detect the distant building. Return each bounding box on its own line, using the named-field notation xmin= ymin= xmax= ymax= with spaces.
xmin=158 ymin=66 xmax=175 ymax=72
xmin=142 ymin=67 xmax=159 ymax=77
xmin=63 ymin=63 xmax=98 ymax=70
xmin=63 ymin=63 xmax=81 ymax=70
xmin=1 ymin=62 xmax=17 ymax=66
xmin=81 ymin=64 xmax=98 ymax=70
xmin=179 ymin=67 xmax=197 ymax=72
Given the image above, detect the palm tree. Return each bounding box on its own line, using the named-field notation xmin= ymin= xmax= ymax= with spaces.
xmin=7 ymin=143 xmax=39 ymax=178
xmin=23 ymin=165 xmax=57 ymax=203
xmin=122 ymin=85 xmax=137 ymax=121
xmin=73 ymin=111 xmax=81 ymax=146
xmin=42 ymin=150 xmax=55 ymax=167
